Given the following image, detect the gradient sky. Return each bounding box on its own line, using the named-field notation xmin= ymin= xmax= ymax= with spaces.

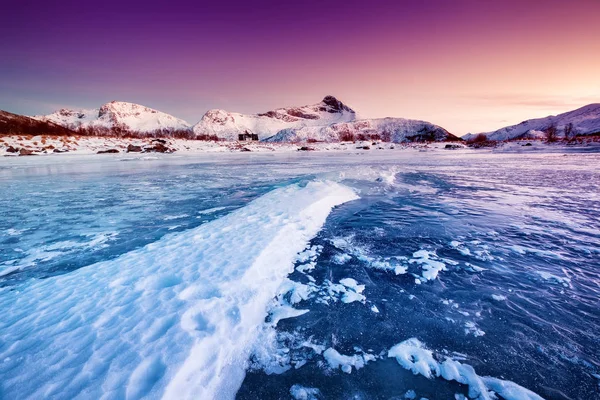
xmin=1 ymin=0 xmax=599 ymax=135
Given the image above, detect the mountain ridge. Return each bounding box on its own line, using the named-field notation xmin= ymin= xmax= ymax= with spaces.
xmin=463 ymin=103 xmax=600 ymax=141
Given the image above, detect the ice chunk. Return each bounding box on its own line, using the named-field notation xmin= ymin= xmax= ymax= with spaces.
xmin=323 ymin=348 xmax=375 ymax=374
xmin=290 ymin=384 xmax=322 ymax=400
xmin=388 ymin=338 xmax=544 ymax=400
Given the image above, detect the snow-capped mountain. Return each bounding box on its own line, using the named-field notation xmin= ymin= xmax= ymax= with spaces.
xmin=464 ymin=103 xmax=600 ymax=141
xmin=1 ymin=110 xmax=76 ymax=136
xmin=34 ymin=101 xmax=192 ymax=135
xmin=264 ymin=117 xmax=458 ymax=143
xmin=193 ymin=96 xmax=357 ymax=140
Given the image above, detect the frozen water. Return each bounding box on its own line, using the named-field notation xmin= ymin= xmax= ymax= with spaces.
xmin=1 ymin=150 xmax=600 ymax=399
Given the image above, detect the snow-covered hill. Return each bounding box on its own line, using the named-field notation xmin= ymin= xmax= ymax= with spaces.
xmin=264 ymin=117 xmax=459 ymax=143
xmin=464 ymin=103 xmax=600 ymax=141
xmin=193 ymin=96 xmax=357 ymax=140
xmin=34 ymin=101 xmax=192 ymax=135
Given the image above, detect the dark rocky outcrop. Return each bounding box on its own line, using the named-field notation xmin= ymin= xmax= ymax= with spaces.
xmin=127 ymin=144 xmax=143 ymax=152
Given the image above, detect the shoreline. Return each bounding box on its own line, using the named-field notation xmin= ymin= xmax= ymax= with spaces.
xmin=1 ymin=134 xmax=600 ymax=158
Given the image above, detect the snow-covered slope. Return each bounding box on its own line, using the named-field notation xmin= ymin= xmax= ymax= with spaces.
xmin=464 ymin=103 xmax=600 ymax=141
xmin=34 ymin=101 xmax=192 ymax=135
xmin=193 ymin=96 xmax=356 ymax=140
xmin=264 ymin=117 xmax=459 ymax=143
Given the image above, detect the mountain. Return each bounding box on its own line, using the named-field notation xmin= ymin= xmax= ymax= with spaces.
xmin=463 ymin=103 xmax=600 ymax=141
xmin=264 ymin=117 xmax=459 ymax=143
xmin=193 ymin=96 xmax=356 ymax=140
xmin=193 ymin=95 xmax=457 ymax=143
xmin=1 ymin=110 xmax=76 ymax=136
xmin=34 ymin=101 xmax=192 ymax=135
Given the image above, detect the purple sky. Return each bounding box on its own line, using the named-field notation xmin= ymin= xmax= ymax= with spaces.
xmin=2 ymin=0 xmax=599 ymax=134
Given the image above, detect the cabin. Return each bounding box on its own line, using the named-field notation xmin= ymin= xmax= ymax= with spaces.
xmin=238 ymin=130 xmax=259 ymax=141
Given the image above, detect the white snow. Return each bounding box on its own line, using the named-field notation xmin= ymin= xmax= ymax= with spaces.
xmin=323 ymin=348 xmax=376 ymax=374
xmin=388 ymin=338 xmax=544 ymax=400
xmin=0 ymin=180 xmax=358 ymax=400
xmin=409 ymin=250 xmax=446 ymax=282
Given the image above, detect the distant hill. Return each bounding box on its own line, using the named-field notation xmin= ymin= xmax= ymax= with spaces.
xmin=463 ymin=103 xmax=600 ymax=141
xmin=0 ymin=110 xmax=76 ymax=136
xmin=34 ymin=101 xmax=193 ymax=137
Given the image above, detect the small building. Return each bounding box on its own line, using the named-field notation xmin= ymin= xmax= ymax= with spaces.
xmin=238 ymin=130 xmax=259 ymax=141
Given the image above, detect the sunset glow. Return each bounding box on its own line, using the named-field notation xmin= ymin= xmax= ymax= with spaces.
xmin=2 ymin=0 xmax=599 ymax=135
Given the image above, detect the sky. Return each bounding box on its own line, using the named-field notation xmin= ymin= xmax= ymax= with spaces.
xmin=1 ymin=0 xmax=599 ymax=135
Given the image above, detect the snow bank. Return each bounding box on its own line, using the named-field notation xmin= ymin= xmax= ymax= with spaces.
xmin=0 ymin=180 xmax=358 ymax=400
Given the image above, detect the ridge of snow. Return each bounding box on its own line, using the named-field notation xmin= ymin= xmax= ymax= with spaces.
xmin=0 ymin=180 xmax=358 ymax=400
xmin=33 ymin=101 xmax=192 ymax=133
xmin=464 ymin=103 xmax=600 ymax=141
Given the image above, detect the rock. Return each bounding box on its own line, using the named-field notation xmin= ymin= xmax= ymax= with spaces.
xmin=144 ymin=143 xmax=173 ymax=153
xmin=127 ymin=144 xmax=143 ymax=152
xmin=19 ymin=149 xmax=36 ymax=156
xmin=152 ymin=138 xmax=167 ymax=144
xmin=6 ymin=146 xmax=19 ymax=153
xmin=523 ymin=143 xmax=533 ymax=146
xmin=97 ymin=149 xmax=119 ymax=154
xmin=444 ymin=144 xmax=462 ymax=149
xmin=53 ymin=148 xmax=69 ymax=153
xmin=298 ymin=146 xmax=315 ymax=151
xmin=240 ymin=147 xmax=252 ymax=152
xmin=357 ymin=146 xmax=370 ymax=150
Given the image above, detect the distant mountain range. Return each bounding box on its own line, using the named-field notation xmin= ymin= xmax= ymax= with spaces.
xmin=2 ymin=97 xmax=598 ymax=143
xmin=463 ymin=103 xmax=600 ymax=141
xmin=34 ymin=101 xmax=191 ymax=136
xmin=20 ymin=96 xmax=458 ymax=143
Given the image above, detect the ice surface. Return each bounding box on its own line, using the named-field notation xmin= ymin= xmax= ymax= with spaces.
xmin=0 ymin=180 xmax=357 ymax=399
xmin=3 ymin=150 xmax=599 ymax=399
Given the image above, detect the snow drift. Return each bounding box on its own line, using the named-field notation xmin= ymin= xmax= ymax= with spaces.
xmin=0 ymin=180 xmax=358 ymax=400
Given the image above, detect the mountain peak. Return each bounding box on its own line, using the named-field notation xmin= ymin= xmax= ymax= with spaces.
xmin=320 ymin=96 xmax=354 ymax=113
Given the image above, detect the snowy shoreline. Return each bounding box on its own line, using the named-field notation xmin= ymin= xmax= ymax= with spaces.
xmin=1 ymin=134 xmax=599 ymax=158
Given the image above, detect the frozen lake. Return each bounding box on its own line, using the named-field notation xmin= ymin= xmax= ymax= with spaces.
xmin=1 ymin=150 xmax=599 ymax=399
